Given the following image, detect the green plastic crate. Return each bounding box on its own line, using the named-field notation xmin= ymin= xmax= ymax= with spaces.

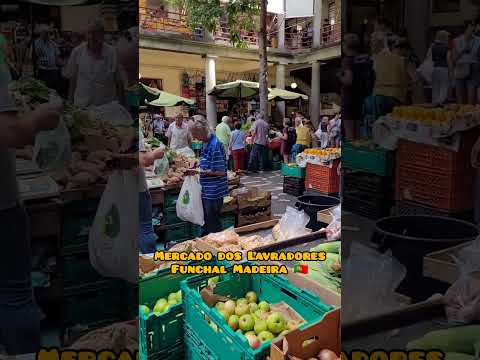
xmin=123 ymin=283 xmax=139 ymax=320
xmin=281 ymin=163 xmax=305 ymax=178
xmin=165 ymin=192 xmax=180 ymax=208
xmin=271 ymin=161 xmax=282 ymax=171
xmin=139 ymin=269 xmax=192 ymax=360
xmin=63 ymin=280 xmax=124 ymax=329
xmin=164 ymin=222 xmax=191 ymax=242
xmin=192 ymin=141 xmax=203 ymax=150
xmin=185 ymin=324 xmax=219 ymax=360
xmin=165 ymin=207 xmax=183 ymax=225
xmin=180 ymin=265 xmax=333 ymax=360
xmin=342 ymin=141 xmax=394 ymax=176
xmin=63 ymin=214 xmax=94 ymax=246
xmin=63 ymin=243 xmax=107 ymax=287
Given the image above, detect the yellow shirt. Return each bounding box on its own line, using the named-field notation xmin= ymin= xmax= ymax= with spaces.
xmin=296 ymin=125 xmax=312 ymax=147
xmin=373 ymin=52 xmax=408 ymax=104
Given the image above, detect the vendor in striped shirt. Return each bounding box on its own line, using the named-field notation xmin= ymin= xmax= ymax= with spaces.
xmin=190 ymin=115 xmax=229 ymax=236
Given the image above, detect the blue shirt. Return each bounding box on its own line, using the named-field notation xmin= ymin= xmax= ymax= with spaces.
xmin=230 ymin=129 xmax=246 ymax=151
xmin=199 ymin=135 xmax=229 ymax=201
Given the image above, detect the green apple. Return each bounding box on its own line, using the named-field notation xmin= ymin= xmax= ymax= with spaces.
xmin=245 ymin=291 xmax=257 ymax=303
xmin=140 ymin=305 xmax=150 ymax=315
xmin=153 ymin=298 xmax=168 ymax=313
xmin=257 ymin=330 xmax=274 ymax=343
xmin=224 ymin=300 xmax=236 ymax=314
xmin=236 ymin=298 xmax=248 ymax=306
xmin=258 ymin=301 xmax=270 ymax=312
xmin=218 ymin=309 xmax=230 ymax=322
xmin=208 ymin=276 xmax=220 ymax=285
xmin=245 ymin=334 xmax=260 ymax=349
xmin=176 ymin=290 xmax=182 ymax=302
xmin=228 ymin=314 xmax=239 ymax=330
xmin=266 ymin=312 xmax=286 ymax=334
xmin=215 ymin=302 xmax=225 ymax=311
xmin=238 ymin=314 xmax=255 ymax=332
xmin=286 ymin=320 xmax=298 ymax=331
xmin=168 ymin=292 xmax=178 ymax=302
xmin=254 ymin=319 xmax=268 ymax=335
xmin=244 ymin=331 xmax=256 ymax=337
xmin=168 ymin=298 xmax=177 ymax=306
xmin=235 ymin=303 xmax=249 ymax=316
xmin=248 ymin=303 xmax=258 ymax=313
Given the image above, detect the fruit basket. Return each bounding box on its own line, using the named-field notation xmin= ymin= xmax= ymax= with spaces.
xmin=181 ymin=266 xmax=333 ymax=360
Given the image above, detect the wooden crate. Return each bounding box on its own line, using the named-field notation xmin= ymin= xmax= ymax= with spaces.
xmin=423 ymin=241 xmax=473 ymax=284
xmin=237 ymin=207 xmax=271 ymax=227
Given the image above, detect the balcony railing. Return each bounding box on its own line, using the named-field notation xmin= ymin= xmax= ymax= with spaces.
xmin=139 ymin=6 xmax=340 ymax=50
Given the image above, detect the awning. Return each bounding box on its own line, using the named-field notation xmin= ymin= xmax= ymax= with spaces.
xmin=146 ymin=91 xmax=195 ymax=107
xmin=208 ymin=80 xmax=260 ymax=99
xmin=268 ymin=88 xmax=308 ymax=101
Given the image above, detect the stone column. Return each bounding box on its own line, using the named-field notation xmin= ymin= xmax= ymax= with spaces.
xmin=278 ymin=14 xmax=285 ymax=49
xmin=310 ymin=60 xmax=321 ymax=127
xmin=313 ymin=0 xmax=323 ymax=48
xmin=276 ymin=63 xmax=286 ymax=119
xmin=204 ymin=55 xmax=217 ymax=129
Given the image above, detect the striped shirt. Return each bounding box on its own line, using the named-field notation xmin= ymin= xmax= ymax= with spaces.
xmin=199 ymin=135 xmax=228 ymax=201
xmin=34 ymin=38 xmax=59 ymax=70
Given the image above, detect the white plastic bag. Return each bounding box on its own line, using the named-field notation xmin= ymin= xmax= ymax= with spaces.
xmin=87 ymin=101 xmax=133 ymax=126
xmin=324 ymin=205 xmax=341 ymax=241
xmin=176 ymin=175 xmax=205 ymax=226
xmin=154 ymin=155 xmax=169 ymax=178
xmin=444 ymin=237 xmax=480 ymax=324
xmin=342 ymin=242 xmax=407 ymax=323
xmin=274 ymin=206 xmax=310 ymax=241
xmin=88 ymin=170 xmax=138 ymax=284
xmin=33 ymin=117 xmax=71 ymax=171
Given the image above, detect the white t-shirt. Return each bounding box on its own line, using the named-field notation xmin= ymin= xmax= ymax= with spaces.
xmin=63 ymin=42 xmax=119 ymax=108
xmin=166 ymin=122 xmax=191 ymax=150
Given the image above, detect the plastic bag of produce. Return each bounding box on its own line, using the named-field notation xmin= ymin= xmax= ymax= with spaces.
xmin=33 ymin=95 xmax=71 ymax=171
xmin=273 ymin=206 xmax=310 ymax=241
xmin=444 ymin=237 xmax=480 ymax=324
xmin=153 ymin=154 xmax=169 ymax=178
xmin=88 ymin=170 xmax=138 ymax=284
xmin=176 ymin=175 xmax=205 ymax=226
xmin=324 ymin=205 xmax=341 ymax=241
xmin=342 ymin=242 xmax=406 ymax=323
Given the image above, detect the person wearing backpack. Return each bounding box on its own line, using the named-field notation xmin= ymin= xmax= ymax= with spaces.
xmin=281 ymin=118 xmax=296 ymax=163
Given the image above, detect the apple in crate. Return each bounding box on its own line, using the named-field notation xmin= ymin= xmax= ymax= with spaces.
xmin=266 ymin=312 xmax=286 ymax=334
xmin=238 ymin=314 xmax=255 ymax=332
xmin=245 ymin=334 xmax=260 ymax=349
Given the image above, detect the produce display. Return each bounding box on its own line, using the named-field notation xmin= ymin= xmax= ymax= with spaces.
xmin=206 ymin=290 xmax=303 ymax=349
xmin=140 ymin=290 xmax=182 ymax=316
xmin=407 ymin=326 xmax=480 ymax=355
xmin=302 ymin=148 xmax=341 ymax=161
xmin=299 ymin=241 xmax=341 ymax=293
xmin=390 ymin=104 xmax=480 ymax=125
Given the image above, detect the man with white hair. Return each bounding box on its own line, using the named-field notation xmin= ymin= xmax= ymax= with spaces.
xmin=166 ymin=113 xmax=192 ymax=150
xmin=34 ymin=25 xmax=60 ymax=89
xmin=215 ymin=115 xmax=232 ymax=158
xmin=63 ymin=19 xmax=122 ymax=107
xmin=190 ymin=115 xmax=228 ymax=235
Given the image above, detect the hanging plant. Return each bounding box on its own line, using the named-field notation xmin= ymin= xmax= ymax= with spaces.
xmin=181 ymin=71 xmax=190 ymax=87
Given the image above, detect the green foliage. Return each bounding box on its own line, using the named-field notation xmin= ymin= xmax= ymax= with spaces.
xmin=167 ymin=0 xmax=260 ymax=48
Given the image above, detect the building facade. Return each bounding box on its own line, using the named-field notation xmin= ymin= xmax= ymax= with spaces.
xmin=139 ymin=0 xmax=341 ymax=126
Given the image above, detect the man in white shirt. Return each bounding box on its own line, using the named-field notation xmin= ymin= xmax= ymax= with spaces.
xmin=63 ymin=19 xmax=122 ymax=108
xmin=166 ymin=113 xmax=192 ymax=150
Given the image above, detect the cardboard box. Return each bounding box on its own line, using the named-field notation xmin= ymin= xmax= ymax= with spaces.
xmin=270 ymin=308 xmax=341 ymax=360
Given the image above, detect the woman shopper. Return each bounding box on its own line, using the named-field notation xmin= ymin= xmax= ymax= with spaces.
xmin=281 ymin=118 xmax=296 ymax=163
xmin=229 ymin=121 xmax=246 ymax=171
xmin=431 ymin=30 xmax=451 ymax=105
xmin=292 ymin=119 xmax=312 ymax=159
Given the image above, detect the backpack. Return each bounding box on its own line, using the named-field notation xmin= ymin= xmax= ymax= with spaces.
xmin=286 ymin=127 xmax=296 ymax=146
xmin=352 ymin=54 xmax=375 ymax=100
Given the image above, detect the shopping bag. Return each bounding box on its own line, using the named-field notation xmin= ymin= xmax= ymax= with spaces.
xmin=33 ymin=95 xmax=71 ymax=171
xmin=153 ymin=154 xmax=169 ymax=178
xmin=176 ymin=175 xmax=205 ymax=226
xmin=89 ymin=170 xmax=138 ymax=284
